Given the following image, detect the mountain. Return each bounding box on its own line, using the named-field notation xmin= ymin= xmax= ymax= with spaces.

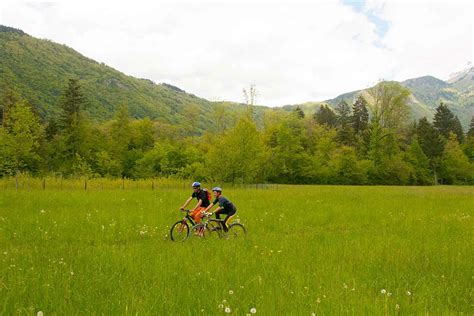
xmin=0 ymin=25 xmax=256 ymax=129
xmin=286 ymin=70 xmax=474 ymax=130
xmin=1 ymin=24 xmax=472 ymax=130
xmin=321 ymin=71 xmax=474 ymax=129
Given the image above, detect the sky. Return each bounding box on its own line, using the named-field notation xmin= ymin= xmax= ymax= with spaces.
xmin=0 ymin=0 xmax=473 ymax=106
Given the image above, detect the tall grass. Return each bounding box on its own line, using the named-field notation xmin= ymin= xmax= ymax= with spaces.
xmin=0 ymin=182 xmax=472 ymax=314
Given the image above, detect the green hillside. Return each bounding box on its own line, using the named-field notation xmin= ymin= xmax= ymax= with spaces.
xmin=0 ymin=25 xmax=244 ymax=128
xmin=1 ymin=24 xmax=472 ymax=130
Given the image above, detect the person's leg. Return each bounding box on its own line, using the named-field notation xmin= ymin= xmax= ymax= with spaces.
xmin=190 ymin=208 xmax=202 ymax=223
xmin=222 ymin=209 xmax=236 ymax=232
xmin=214 ymin=209 xmax=226 ymax=230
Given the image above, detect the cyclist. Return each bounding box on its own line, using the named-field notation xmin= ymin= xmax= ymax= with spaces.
xmin=180 ymin=182 xmax=210 ymax=223
xmin=203 ymin=187 xmax=236 ymax=232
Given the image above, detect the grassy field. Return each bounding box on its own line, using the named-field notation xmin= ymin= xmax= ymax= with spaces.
xmin=0 ymin=183 xmax=472 ymax=315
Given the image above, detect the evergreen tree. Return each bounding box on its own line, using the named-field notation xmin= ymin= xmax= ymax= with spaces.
xmin=335 ymin=100 xmax=351 ymax=125
xmin=352 ymin=95 xmax=369 ymax=134
xmin=453 ymin=116 xmax=464 ymax=143
xmin=334 ymin=100 xmax=354 ymax=145
xmin=293 ymin=106 xmax=305 ymax=119
xmin=49 ymin=79 xmax=94 ymax=175
xmin=314 ymin=104 xmax=337 ymax=128
xmin=433 ymin=103 xmax=464 ymax=142
xmin=468 ymin=116 xmax=474 ymax=137
xmin=59 ymin=79 xmax=86 ymax=130
xmin=416 ymin=117 xmax=445 ymax=183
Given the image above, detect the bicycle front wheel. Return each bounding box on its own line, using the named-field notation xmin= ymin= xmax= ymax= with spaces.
xmin=227 ymin=223 xmax=247 ymax=239
xmin=170 ymin=220 xmax=190 ymax=241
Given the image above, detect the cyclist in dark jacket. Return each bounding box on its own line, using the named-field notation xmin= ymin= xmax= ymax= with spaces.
xmin=180 ymin=182 xmax=210 ymax=223
xmin=203 ymin=187 xmax=236 ymax=232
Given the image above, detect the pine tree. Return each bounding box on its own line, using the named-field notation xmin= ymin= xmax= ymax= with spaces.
xmin=433 ymin=102 xmax=464 ymax=142
xmin=468 ymin=116 xmax=474 ymax=137
xmin=293 ymin=106 xmax=305 ymax=119
xmin=59 ymin=79 xmax=86 ymax=130
xmin=314 ymin=105 xmax=337 ymax=128
xmin=352 ymin=95 xmax=369 ymax=134
xmin=453 ymin=116 xmax=464 ymax=143
xmin=335 ymin=99 xmax=351 ymax=126
xmin=416 ymin=117 xmax=445 ymax=183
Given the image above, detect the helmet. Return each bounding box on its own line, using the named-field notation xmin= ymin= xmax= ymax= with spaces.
xmin=212 ymin=187 xmax=222 ymax=193
xmin=192 ymin=181 xmax=201 ymax=188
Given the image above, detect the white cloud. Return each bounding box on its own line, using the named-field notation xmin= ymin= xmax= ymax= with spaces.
xmin=0 ymin=0 xmax=472 ymax=106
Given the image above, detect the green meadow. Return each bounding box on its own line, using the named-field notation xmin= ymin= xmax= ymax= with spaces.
xmin=0 ymin=182 xmax=472 ymax=315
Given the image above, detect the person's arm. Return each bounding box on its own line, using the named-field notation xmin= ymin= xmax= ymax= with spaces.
xmin=191 ymin=199 xmax=203 ymax=211
xmin=180 ymin=196 xmax=193 ymax=210
xmin=203 ymin=202 xmax=214 ymax=213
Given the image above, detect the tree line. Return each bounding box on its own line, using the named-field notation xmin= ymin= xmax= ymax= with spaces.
xmin=1 ymin=79 xmax=473 ymax=184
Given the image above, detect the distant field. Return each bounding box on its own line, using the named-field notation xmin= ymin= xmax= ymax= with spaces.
xmin=0 ymin=183 xmax=472 ymax=315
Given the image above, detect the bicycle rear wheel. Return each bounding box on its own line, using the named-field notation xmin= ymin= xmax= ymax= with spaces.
xmin=227 ymin=223 xmax=247 ymax=239
xmin=170 ymin=220 xmax=190 ymax=241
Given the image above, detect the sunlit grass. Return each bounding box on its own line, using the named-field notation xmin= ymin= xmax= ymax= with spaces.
xmin=0 ymin=182 xmax=472 ymax=314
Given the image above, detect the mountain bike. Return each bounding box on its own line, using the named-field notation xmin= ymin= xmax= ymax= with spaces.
xmin=169 ymin=209 xmax=196 ymax=241
xmin=190 ymin=212 xmax=247 ymax=239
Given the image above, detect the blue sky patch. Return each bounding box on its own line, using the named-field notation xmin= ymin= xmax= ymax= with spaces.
xmin=341 ymin=0 xmax=390 ymax=38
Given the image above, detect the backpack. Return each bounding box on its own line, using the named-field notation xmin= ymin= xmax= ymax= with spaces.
xmin=202 ymin=188 xmax=211 ymax=202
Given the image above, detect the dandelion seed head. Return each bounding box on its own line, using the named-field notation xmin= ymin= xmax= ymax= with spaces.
xmin=381 ymin=289 xmax=386 ymax=294
xmin=395 ymin=304 xmax=400 ymax=310
xmin=250 ymin=307 xmax=257 ymax=314
xmin=407 ymin=291 xmax=412 ymax=296
xmin=37 ymin=312 xmax=43 ymax=316
xmin=224 ymin=307 xmax=231 ymax=313
xmin=387 ymin=292 xmax=392 ymax=297
xmin=229 ymin=290 xmax=234 ymax=295
xmin=218 ymin=304 xmax=224 ymax=309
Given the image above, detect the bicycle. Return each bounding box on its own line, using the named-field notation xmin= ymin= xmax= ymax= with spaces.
xmin=169 ymin=209 xmax=196 ymax=241
xmin=190 ymin=212 xmax=247 ymax=239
